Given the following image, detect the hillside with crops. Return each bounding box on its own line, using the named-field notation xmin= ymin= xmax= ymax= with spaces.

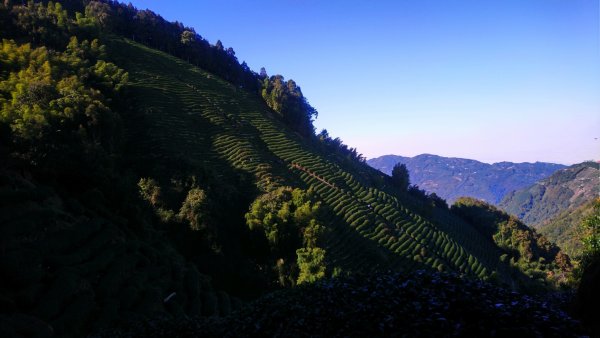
xmin=0 ymin=1 xmax=592 ymax=337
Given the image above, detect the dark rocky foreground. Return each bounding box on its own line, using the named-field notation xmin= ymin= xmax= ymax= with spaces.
xmin=95 ymin=271 xmax=586 ymax=337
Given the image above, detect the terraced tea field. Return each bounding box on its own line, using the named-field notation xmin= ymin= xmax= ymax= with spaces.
xmin=111 ymin=37 xmax=504 ymax=279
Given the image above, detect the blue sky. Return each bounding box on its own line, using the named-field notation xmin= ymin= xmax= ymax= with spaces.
xmin=128 ymin=0 xmax=599 ymax=164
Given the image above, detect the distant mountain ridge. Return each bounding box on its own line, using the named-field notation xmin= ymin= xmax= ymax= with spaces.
xmin=367 ymin=154 xmax=565 ymax=204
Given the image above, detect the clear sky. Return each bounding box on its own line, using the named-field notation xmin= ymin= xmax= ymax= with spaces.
xmin=127 ymin=0 xmax=599 ymax=165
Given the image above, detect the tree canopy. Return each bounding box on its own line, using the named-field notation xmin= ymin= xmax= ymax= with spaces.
xmin=0 ymin=35 xmax=126 ymax=174
xmin=392 ymin=163 xmax=410 ymax=191
xmin=1 ymin=0 xmax=319 ymax=139
xmin=261 ymin=75 xmax=318 ymax=137
xmin=245 ymin=187 xmax=327 ymax=285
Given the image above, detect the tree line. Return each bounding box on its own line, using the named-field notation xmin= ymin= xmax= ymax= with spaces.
xmin=1 ymin=0 xmax=319 ymax=137
xmin=0 ymin=2 xmax=128 ymax=181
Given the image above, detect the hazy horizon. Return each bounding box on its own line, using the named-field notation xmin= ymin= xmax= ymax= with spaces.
xmin=128 ymin=0 xmax=600 ymax=165
xmin=366 ymin=152 xmax=590 ymax=166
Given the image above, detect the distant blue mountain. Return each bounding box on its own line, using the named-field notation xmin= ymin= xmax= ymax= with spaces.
xmin=367 ymin=154 xmax=565 ymax=204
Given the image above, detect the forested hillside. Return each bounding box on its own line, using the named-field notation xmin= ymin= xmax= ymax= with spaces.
xmin=499 ymin=162 xmax=600 ymax=257
xmin=500 ymin=162 xmax=599 ymax=226
xmin=451 ymin=198 xmax=572 ymax=290
xmin=0 ymin=1 xmax=584 ymax=336
xmin=368 ymin=154 xmax=564 ymax=204
xmin=537 ymin=201 xmax=596 ymax=257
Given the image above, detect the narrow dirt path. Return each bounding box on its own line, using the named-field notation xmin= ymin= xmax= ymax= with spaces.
xmin=290 ymin=162 xmax=337 ymax=189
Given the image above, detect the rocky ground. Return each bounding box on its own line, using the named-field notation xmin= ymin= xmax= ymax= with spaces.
xmin=95 ymin=271 xmax=586 ymax=337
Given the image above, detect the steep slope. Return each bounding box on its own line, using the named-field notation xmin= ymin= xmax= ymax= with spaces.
xmin=0 ymin=170 xmax=238 ymax=337
xmin=499 ymin=162 xmax=599 ymax=227
xmin=368 ymin=154 xmax=564 ymax=204
xmin=110 ymin=37 xmax=500 ymax=278
xmin=537 ymin=201 xmax=596 ymax=257
xmin=451 ymin=198 xmax=572 ymax=290
xmin=0 ymin=2 xmax=579 ymax=336
xmin=498 ymin=162 xmax=600 ymax=257
xmin=0 ymin=31 xmax=512 ymax=336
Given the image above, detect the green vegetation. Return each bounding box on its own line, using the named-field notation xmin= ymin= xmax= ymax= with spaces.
xmin=580 ymin=199 xmax=600 ymax=259
xmin=391 ymin=162 xmax=410 ymax=191
xmin=496 ymin=161 xmax=598 ymax=261
xmin=246 ymin=187 xmax=326 ymax=286
xmin=260 ymin=74 xmax=317 ymax=137
xmin=296 ymin=247 xmax=327 ymax=284
xmin=0 ymin=36 xmax=125 ymax=173
xmin=178 ymin=187 xmax=209 ymax=230
xmin=574 ymin=199 xmax=600 ymax=335
xmin=452 ymin=197 xmax=572 ymax=290
xmin=108 ymin=32 xmax=503 ymax=284
xmin=0 ymin=1 xmax=585 ymax=336
xmin=0 ymin=170 xmax=236 ymax=337
xmin=538 ymin=201 xmax=596 ymax=258
xmin=316 ymin=128 xmax=366 ymax=163
xmin=499 ymin=161 xmax=599 ymax=229
xmin=572 ymin=198 xmax=600 ymax=276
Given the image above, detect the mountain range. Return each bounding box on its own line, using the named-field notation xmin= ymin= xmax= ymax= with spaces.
xmin=367 ymin=154 xmax=565 ymax=204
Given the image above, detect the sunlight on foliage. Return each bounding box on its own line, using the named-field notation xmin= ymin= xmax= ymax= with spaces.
xmin=296 ymin=247 xmax=326 ymax=284
xmin=246 ymin=186 xmax=327 ymax=285
xmin=178 ymin=187 xmax=209 ymax=231
xmin=581 ymin=199 xmax=600 ymax=256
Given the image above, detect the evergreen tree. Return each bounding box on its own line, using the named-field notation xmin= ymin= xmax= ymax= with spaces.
xmin=259 ymin=67 xmax=267 ymax=78
xmin=391 ymin=163 xmax=410 ymax=191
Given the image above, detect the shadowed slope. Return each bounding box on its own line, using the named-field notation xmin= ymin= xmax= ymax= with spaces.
xmin=111 ymin=37 xmax=502 ymax=278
